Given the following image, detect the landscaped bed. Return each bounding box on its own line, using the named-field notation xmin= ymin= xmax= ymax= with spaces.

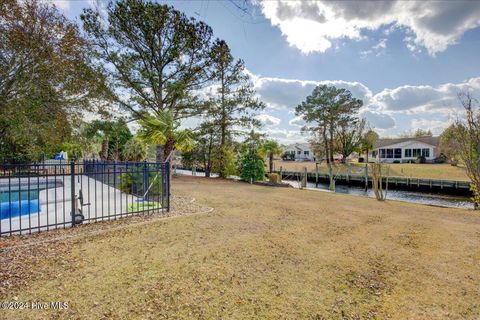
xmin=1 ymin=175 xmax=479 ymax=319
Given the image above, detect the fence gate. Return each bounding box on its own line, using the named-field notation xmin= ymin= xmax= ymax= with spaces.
xmin=0 ymin=160 xmax=170 ymax=236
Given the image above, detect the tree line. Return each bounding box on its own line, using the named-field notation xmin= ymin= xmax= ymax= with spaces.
xmin=2 ymin=0 xmax=478 ymax=208
xmin=1 ymin=0 xmax=263 ymax=178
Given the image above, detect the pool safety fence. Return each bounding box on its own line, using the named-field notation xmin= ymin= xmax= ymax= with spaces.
xmin=0 ymin=160 xmax=170 ymax=236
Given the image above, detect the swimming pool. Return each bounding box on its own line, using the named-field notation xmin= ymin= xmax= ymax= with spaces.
xmin=0 ymin=190 xmax=41 ymax=220
xmin=0 ymin=179 xmax=64 ymax=221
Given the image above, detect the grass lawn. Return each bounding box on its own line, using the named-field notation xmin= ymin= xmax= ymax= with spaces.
xmin=274 ymin=160 xmax=470 ymax=181
xmin=2 ymin=175 xmax=480 ymax=319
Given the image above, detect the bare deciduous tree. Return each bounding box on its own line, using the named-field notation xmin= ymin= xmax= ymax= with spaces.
xmin=370 ymin=162 xmax=389 ymax=201
xmin=453 ymin=92 xmax=480 ymax=209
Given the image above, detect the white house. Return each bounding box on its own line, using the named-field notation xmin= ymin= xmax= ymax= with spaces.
xmin=370 ymin=136 xmax=440 ymax=163
xmin=284 ymin=143 xmax=316 ymax=161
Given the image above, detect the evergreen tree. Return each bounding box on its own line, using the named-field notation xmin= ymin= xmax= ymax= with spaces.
xmin=82 ymin=0 xmax=216 ymax=162
xmin=238 ymin=146 xmax=265 ymax=183
xmin=203 ymin=40 xmax=265 ymax=177
xmin=296 ymin=85 xmax=363 ymax=190
xmin=83 ymin=119 xmax=133 ymax=160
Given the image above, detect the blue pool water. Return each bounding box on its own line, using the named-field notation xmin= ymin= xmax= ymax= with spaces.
xmin=0 ymin=190 xmax=41 ymax=219
xmin=0 ymin=200 xmax=40 ymax=219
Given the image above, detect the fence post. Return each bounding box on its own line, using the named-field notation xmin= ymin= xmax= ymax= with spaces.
xmin=70 ymin=161 xmax=76 ymax=227
xmin=166 ymin=161 xmax=170 ymax=212
xmin=143 ymin=160 xmax=148 ymax=195
xmin=113 ymin=160 xmax=117 ymax=188
xmin=302 ymin=167 xmax=307 ymax=188
xmin=364 ymin=163 xmax=368 ymax=191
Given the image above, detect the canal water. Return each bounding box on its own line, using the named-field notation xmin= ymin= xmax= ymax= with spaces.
xmin=174 ymin=169 xmax=473 ymax=209
xmin=284 ymin=180 xmax=473 ymax=209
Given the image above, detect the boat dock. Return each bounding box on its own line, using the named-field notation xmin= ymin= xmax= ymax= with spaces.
xmin=276 ymin=170 xmax=472 ymax=195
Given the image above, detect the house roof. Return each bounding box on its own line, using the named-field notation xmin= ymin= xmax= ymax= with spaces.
xmin=285 ymin=143 xmax=311 ymax=150
xmin=374 ymin=136 xmax=440 ymax=149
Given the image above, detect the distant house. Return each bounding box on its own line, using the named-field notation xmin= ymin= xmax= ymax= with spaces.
xmin=284 ymin=143 xmax=316 ymax=161
xmin=370 ymin=136 xmax=440 ymax=163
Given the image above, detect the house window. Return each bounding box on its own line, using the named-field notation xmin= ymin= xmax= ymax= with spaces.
xmin=422 ymin=148 xmax=430 ymax=157
xmin=405 ymin=149 xmax=412 ymax=157
xmin=412 ymin=148 xmax=422 ymax=157
xmin=380 ymin=149 xmax=386 ymax=158
xmin=297 ymin=151 xmax=301 ymax=155
xmin=394 ymin=148 xmax=402 ymax=159
xmin=372 ymin=151 xmax=377 ymax=158
xmin=304 ymin=151 xmax=309 ymax=156
xmin=386 ymin=148 xmax=393 ymax=158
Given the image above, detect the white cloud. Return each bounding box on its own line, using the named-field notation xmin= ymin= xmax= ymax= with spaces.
xmin=361 ymin=111 xmax=395 ymax=130
xmin=39 ymin=0 xmax=70 ymax=10
xmin=261 ymin=128 xmax=308 ymax=144
xmin=373 ymin=77 xmax=480 ymax=113
xmin=253 ymin=76 xmax=372 ymax=109
xmin=259 ymin=0 xmax=480 ymax=55
xmin=51 ymin=0 xmax=70 ymax=10
xmin=288 ymin=116 xmax=305 ymax=128
xmin=411 ymin=118 xmax=451 ymax=135
xmin=373 ymin=38 xmax=387 ymax=51
xmin=250 ymin=71 xmax=480 ymax=140
xmin=255 ymin=114 xmax=281 ymax=126
xmin=362 ymin=38 xmax=388 ymax=57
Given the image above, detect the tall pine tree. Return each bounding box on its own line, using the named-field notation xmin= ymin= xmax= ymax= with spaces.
xmin=82 ymin=0 xmax=216 ymax=162
xmin=203 ymin=40 xmax=264 ymax=177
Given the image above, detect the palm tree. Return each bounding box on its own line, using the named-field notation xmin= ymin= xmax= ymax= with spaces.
xmin=84 ymin=120 xmax=115 ymax=160
xmin=260 ymin=140 xmax=283 ymax=173
xmin=123 ymin=137 xmax=147 ymax=161
xmin=360 ymin=129 xmax=379 ymax=163
xmin=137 ymin=111 xmax=195 ymax=163
xmin=84 ymin=120 xmax=132 ymax=160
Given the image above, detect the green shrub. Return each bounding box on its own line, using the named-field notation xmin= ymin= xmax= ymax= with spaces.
xmin=213 ymin=144 xmax=237 ymax=178
xmin=57 ymin=142 xmax=83 ymax=161
xmin=123 ymin=138 xmax=147 ymax=161
xmin=238 ymin=147 xmax=265 ymax=182
xmin=434 ymin=153 xmax=447 ymax=164
xmin=416 ymin=155 xmax=426 ymax=164
xmin=282 ymin=152 xmax=295 ymax=161
xmin=119 ymin=169 xmax=163 ymax=195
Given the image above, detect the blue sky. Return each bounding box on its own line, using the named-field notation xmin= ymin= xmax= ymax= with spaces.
xmin=55 ymin=0 xmax=480 ymax=143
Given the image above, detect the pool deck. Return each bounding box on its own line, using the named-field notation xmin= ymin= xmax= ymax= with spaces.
xmin=0 ymin=175 xmax=149 ymax=235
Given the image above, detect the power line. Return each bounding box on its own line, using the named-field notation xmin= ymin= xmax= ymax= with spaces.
xmin=221 ymin=0 xmax=268 ymax=25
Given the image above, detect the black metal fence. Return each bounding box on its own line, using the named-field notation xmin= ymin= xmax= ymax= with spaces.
xmin=0 ymin=160 xmax=170 ymax=236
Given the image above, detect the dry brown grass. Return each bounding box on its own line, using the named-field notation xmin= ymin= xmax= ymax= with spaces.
xmin=274 ymin=160 xmax=470 ymax=181
xmin=1 ymin=176 xmax=480 ymax=319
